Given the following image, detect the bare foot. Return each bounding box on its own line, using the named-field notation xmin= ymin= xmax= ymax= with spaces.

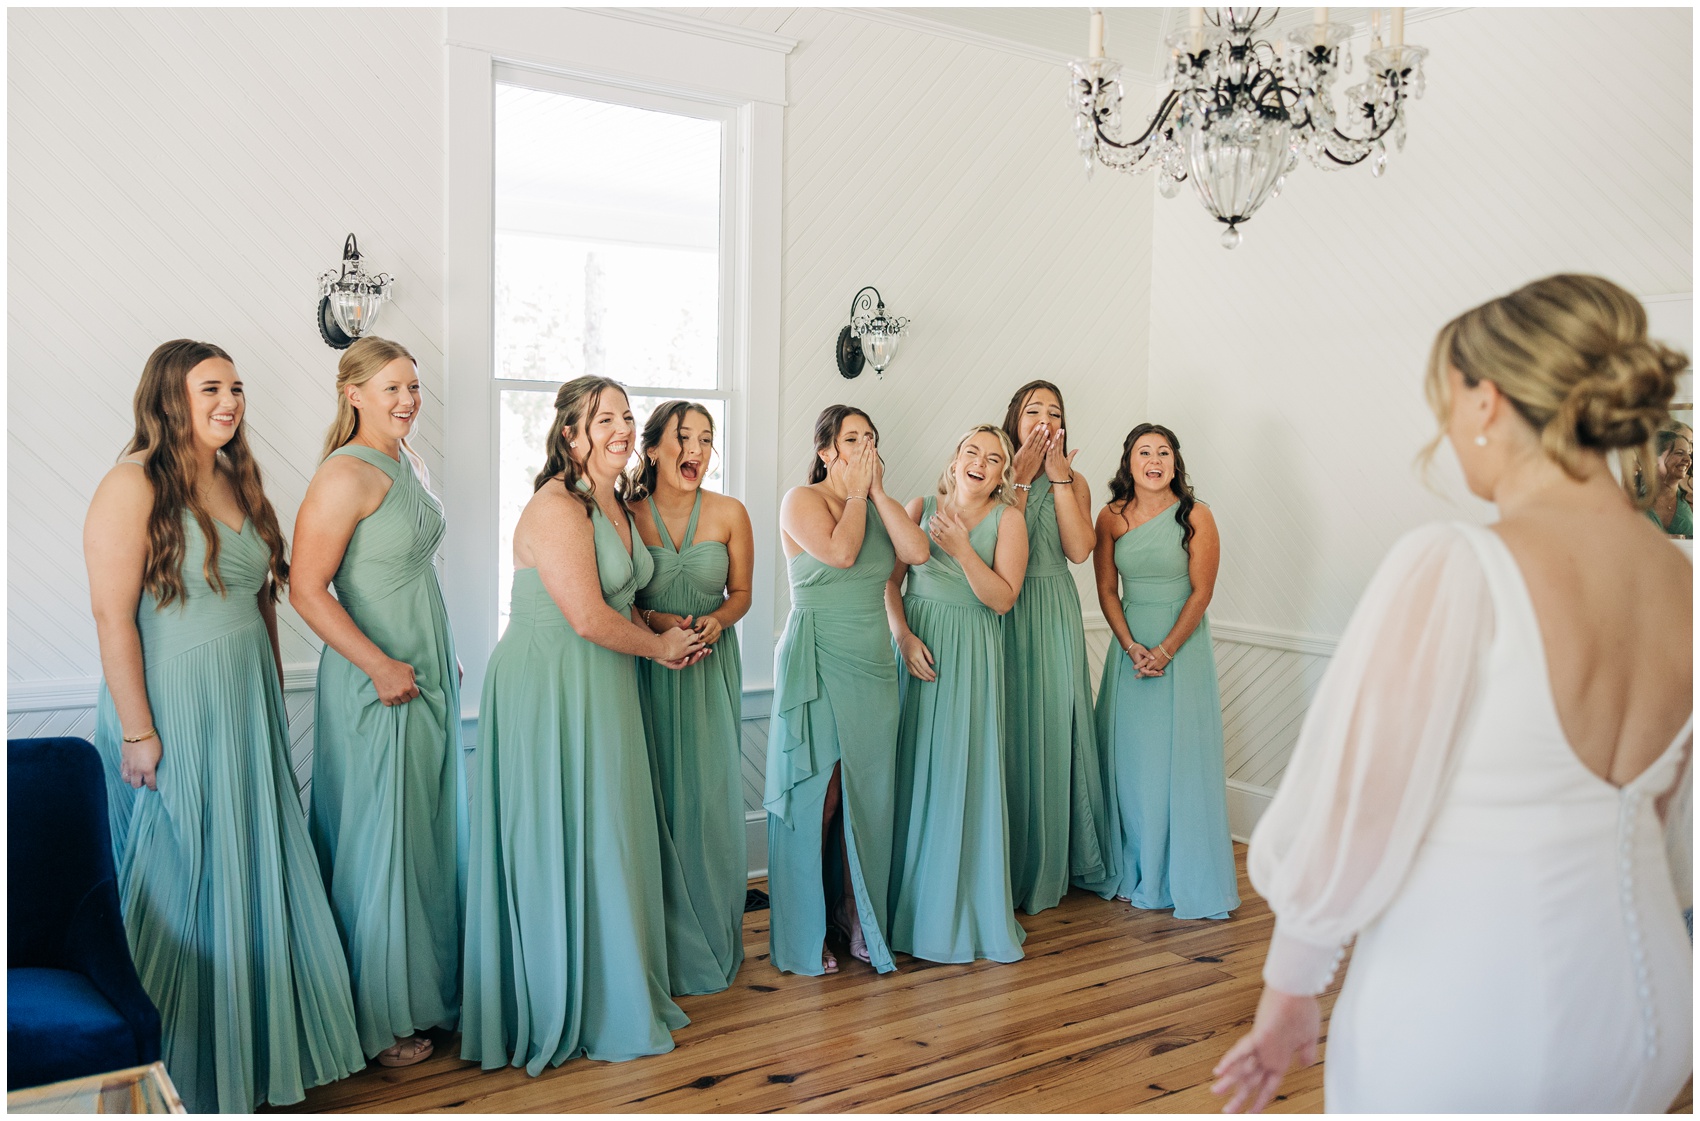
xmin=822 ymin=947 xmax=839 ymax=974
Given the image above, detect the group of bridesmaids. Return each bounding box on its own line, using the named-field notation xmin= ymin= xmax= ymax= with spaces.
xmin=83 ymin=338 xmax=1238 ymax=1111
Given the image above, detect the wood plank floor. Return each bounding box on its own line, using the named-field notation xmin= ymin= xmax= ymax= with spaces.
xmin=295 ymin=845 xmax=1690 ymax=1114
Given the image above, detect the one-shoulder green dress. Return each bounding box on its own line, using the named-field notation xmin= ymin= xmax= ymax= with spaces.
xmin=1084 ymin=510 xmax=1238 ymax=920
xmin=93 ymin=512 xmax=363 ymax=1114
xmin=889 ymin=499 xmax=1027 ymax=963
xmin=309 ymin=445 xmax=467 ymax=1058
xmin=1002 ymin=476 xmax=1118 ymax=914
xmin=636 ymin=491 xmax=745 ymax=993
xmin=765 ymin=499 xmax=900 ymax=976
xmin=461 ymin=488 xmax=688 ymax=1074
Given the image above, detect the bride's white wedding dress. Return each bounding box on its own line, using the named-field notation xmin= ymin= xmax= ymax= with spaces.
xmin=1250 ymin=522 xmax=1692 ymax=1112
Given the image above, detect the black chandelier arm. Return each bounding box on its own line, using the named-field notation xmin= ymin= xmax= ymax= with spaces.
xmin=1093 ymin=87 xmax=1181 ymax=151
xmin=848 ymin=286 xmax=883 ymax=322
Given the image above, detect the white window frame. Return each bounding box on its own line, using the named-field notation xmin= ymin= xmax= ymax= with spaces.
xmin=444 ymin=10 xmax=791 ymax=713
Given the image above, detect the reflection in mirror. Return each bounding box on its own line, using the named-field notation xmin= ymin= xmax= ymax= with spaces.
xmin=1646 ymin=409 xmax=1693 ymax=539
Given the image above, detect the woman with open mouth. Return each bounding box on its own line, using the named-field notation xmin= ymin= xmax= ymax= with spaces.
xmin=1084 ymin=423 xmax=1238 ymax=921
xmin=766 ymin=406 xmax=931 ymax=976
xmin=461 ymin=377 xmax=707 ymax=1074
xmin=630 ymin=400 xmax=755 ymax=993
xmin=291 ymin=336 xmax=466 ymax=1071
xmin=884 ymin=425 xmax=1031 ymax=964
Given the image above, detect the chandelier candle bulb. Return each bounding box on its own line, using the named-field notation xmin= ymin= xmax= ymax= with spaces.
xmin=1189 ymin=7 xmax=1203 ymax=52
xmin=1313 ymin=6 xmax=1328 ymax=47
xmin=1089 ymin=9 xmax=1105 ymax=59
xmin=1391 ymin=8 xmax=1404 ymax=48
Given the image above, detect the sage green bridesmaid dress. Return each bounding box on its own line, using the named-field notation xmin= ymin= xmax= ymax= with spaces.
xmin=765 ymin=501 xmax=900 ymax=976
xmin=1084 ymin=510 xmax=1239 ymax=920
xmin=889 ymin=498 xmax=1027 ymax=963
xmin=1001 ymin=476 xmax=1118 ymax=914
xmin=636 ymin=491 xmax=745 ymax=993
xmin=309 ymin=445 xmax=467 ymax=1059
xmin=93 ymin=512 xmax=363 ymax=1114
xmin=461 ymin=488 xmax=688 ymax=1074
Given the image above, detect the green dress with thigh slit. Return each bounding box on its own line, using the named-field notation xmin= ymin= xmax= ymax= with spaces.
xmin=309 ymin=444 xmax=467 ymax=1059
xmin=461 ymin=487 xmax=689 ymax=1074
xmin=636 ymin=491 xmax=746 ymax=993
xmin=889 ymin=498 xmax=1028 ymax=963
xmin=765 ymin=500 xmax=900 ymax=976
xmin=93 ymin=513 xmax=363 ymax=1114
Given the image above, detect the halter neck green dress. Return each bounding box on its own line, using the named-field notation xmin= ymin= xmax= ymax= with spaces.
xmin=93 ymin=511 xmax=362 ymax=1114
xmin=635 ymin=491 xmax=745 ymax=993
xmin=1002 ymin=476 xmax=1118 ymax=914
xmin=308 ymin=445 xmax=467 ymax=1058
xmin=765 ymin=498 xmax=900 ymax=975
xmin=890 ymin=498 xmax=1027 ymax=963
xmin=461 ymin=485 xmax=689 ymax=1074
xmin=1084 ymin=508 xmax=1239 ymax=920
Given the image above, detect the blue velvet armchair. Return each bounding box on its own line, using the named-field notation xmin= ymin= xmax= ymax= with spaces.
xmin=7 ymin=737 xmax=161 ymax=1090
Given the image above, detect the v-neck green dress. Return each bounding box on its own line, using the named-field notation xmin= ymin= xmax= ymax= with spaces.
xmin=636 ymin=491 xmax=746 ymax=993
xmin=308 ymin=444 xmax=467 ymax=1058
xmin=889 ymin=498 xmax=1027 ymax=963
xmin=94 ymin=511 xmax=363 ymax=1114
xmin=461 ymin=486 xmax=688 ymax=1074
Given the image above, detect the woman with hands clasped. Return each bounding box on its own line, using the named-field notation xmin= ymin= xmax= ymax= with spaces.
xmin=462 ymin=377 xmax=706 ymax=1074
xmin=292 ymin=337 xmax=466 ymax=1070
xmin=999 ymin=381 xmax=1118 ymax=914
xmin=630 ymin=401 xmax=755 ymax=994
xmin=1082 ymin=423 xmax=1239 ymax=920
xmin=765 ymin=406 xmax=930 ymax=976
xmin=885 ymin=425 xmax=1030 ymax=963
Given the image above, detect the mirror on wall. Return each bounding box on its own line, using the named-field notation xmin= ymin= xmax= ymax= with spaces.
xmin=1644 ymin=296 xmax=1692 ymax=540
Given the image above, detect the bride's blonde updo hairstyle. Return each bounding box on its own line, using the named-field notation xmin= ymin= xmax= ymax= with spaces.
xmin=1424 ymin=274 xmax=1688 ymax=505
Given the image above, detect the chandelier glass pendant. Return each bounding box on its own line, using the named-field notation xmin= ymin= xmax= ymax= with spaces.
xmin=1070 ymin=7 xmax=1428 ymax=247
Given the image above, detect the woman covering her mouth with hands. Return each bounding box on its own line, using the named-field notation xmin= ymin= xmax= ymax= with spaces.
xmin=884 ymin=425 xmax=1030 ymax=964
xmin=1081 ymin=423 xmax=1238 ymax=921
xmin=462 ymin=376 xmax=707 ymax=1074
xmin=629 ymin=400 xmax=755 ymax=994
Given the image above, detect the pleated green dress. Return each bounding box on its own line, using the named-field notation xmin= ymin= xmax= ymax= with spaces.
xmin=636 ymin=491 xmax=745 ymax=993
xmin=309 ymin=445 xmax=467 ymax=1059
xmin=93 ymin=513 xmax=363 ymax=1114
xmin=1002 ymin=476 xmax=1118 ymax=914
xmin=462 ymin=490 xmax=688 ymax=1074
xmin=889 ymin=498 xmax=1027 ymax=963
xmin=765 ymin=501 xmax=900 ymax=976
xmin=1084 ymin=510 xmax=1239 ymax=920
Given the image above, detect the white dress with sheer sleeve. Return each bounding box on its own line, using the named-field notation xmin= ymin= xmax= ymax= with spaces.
xmin=1249 ymin=521 xmax=1692 ymax=1113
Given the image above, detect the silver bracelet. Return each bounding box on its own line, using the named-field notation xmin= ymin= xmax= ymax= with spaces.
xmin=846 ymin=494 xmax=868 ymax=502
xmin=1013 ymin=482 xmax=1032 ymax=492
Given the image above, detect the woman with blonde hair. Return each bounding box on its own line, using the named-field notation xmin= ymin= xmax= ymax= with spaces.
xmin=884 ymin=425 xmax=1030 ymax=963
xmin=1214 ymin=274 xmax=1693 ymax=1112
xmin=292 ymin=336 xmax=466 ymax=1069
xmin=84 ymin=339 xmax=362 ymax=1112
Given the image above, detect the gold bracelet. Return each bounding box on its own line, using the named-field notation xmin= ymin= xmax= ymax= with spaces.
xmin=122 ymin=727 xmax=157 ymax=743
xmin=1156 ymin=643 xmax=1173 ymax=660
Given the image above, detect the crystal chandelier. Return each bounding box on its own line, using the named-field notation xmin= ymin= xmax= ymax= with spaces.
xmin=316 ymin=233 xmax=394 ymax=349
xmin=1070 ymin=7 xmax=1428 ymax=248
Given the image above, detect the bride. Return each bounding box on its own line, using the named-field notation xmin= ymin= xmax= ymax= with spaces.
xmin=1213 ymin=274 xmax=1693 ymax=1113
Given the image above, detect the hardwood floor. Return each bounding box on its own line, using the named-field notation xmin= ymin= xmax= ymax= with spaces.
xmin=296 ymin=845 xmax=1690 ymax=1114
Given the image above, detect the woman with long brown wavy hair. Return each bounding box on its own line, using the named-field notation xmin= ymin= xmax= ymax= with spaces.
xmin=461 ymin=376 xmax=710 ymax=1074
xmin=292 ymin=336 xmax=466 ymax=1069
xmin=84 ymin=339 xmax=362 ymax=1112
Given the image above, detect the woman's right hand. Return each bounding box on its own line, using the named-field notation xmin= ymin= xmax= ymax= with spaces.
xmin=370 ymin=657 xmax=421 ymax=706
xmin=844 ymin=440 xmax=877 ymax=499
xmin=656 ymin=623 xmax=707 ymax=665
xmin=899 ymin=633 xmax=937 ymax=681
xmin=1010 ymin=423 xmax=1048 ymax=486
xmin=119 ymin=733 xmax=162 ymax=791
xmin=1126 ymin=641 xmax=1164 ymax=677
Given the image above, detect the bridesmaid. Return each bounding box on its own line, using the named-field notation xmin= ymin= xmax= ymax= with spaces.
xmin=766 ymin=406 xmax=930 ymax=975
xmin=885 ymin=426 xmax=1030 ymax=963
xmin=292 ymin=337 xmax=466 ymax=1068
xmin=999 ymin=381 xmax=1118 ymax=915
xmin=1087 ymin=423 xmax=1239 ymax=919
xmin=630 ymin=401 xmax=754 ymax=992
xmin=461 ymin=376 xmax=706 ymax=1074
xmin=84 ymin=339 xmax=362 ymax=1112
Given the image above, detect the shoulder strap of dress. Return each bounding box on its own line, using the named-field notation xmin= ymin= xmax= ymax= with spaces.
xmin=646 ymin=494 xmax=676 ymax=551
xmin=327 ymin=444 xmax=401 ymax=478
xmin=1449 ymin=521 xmax=1530 ymax=644
xmin=682 ymin=488 xmax=704 ymax=549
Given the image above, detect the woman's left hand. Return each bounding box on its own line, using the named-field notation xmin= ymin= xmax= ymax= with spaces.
xmin=1211 ymin=988 xmax=1321 ymax=1114
xmin=928 ymin=510 xmax=971 ymax=558
xmin=694 ymin=615 xmax=725 ymax=645
xmin=1136 ymin=644 xmax=1172 ymax=677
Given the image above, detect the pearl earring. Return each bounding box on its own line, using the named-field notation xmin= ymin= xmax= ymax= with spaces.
xmin=1474 ymin=434 xmax=1488 ymax=447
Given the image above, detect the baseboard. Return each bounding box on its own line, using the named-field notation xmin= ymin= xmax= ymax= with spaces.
xmin=1226 ymin=779 xmax=1277 ymax=844
xmin=744 ymin=809 xmax=768 ymax=881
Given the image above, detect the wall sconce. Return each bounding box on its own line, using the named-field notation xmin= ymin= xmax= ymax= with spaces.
xmin=836 ymin=286 xmax=910 ymax=379
xmin=317 ymin=233 xmax=394 ymax=349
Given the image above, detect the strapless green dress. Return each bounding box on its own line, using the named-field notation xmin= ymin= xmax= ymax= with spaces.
xmin=765 ymin=500 xmax=899 ymax=975
xmin=461 ymin=491 xmax=688 ymax=1073
xmin=308 ymin=445 xmax=466 ymax=1058
xmin=93 ymin=513 xmax=362 ymax=1113
xmin=1002 ymin=476 xmax=1118 ymax=914
xmin=1082 ymin=510 xmax=1239 ymax=920
xmin=889 ymin=498 xmax=1027 ymax=963
xmin=636 ymin=491 xmax=745 ymax=993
